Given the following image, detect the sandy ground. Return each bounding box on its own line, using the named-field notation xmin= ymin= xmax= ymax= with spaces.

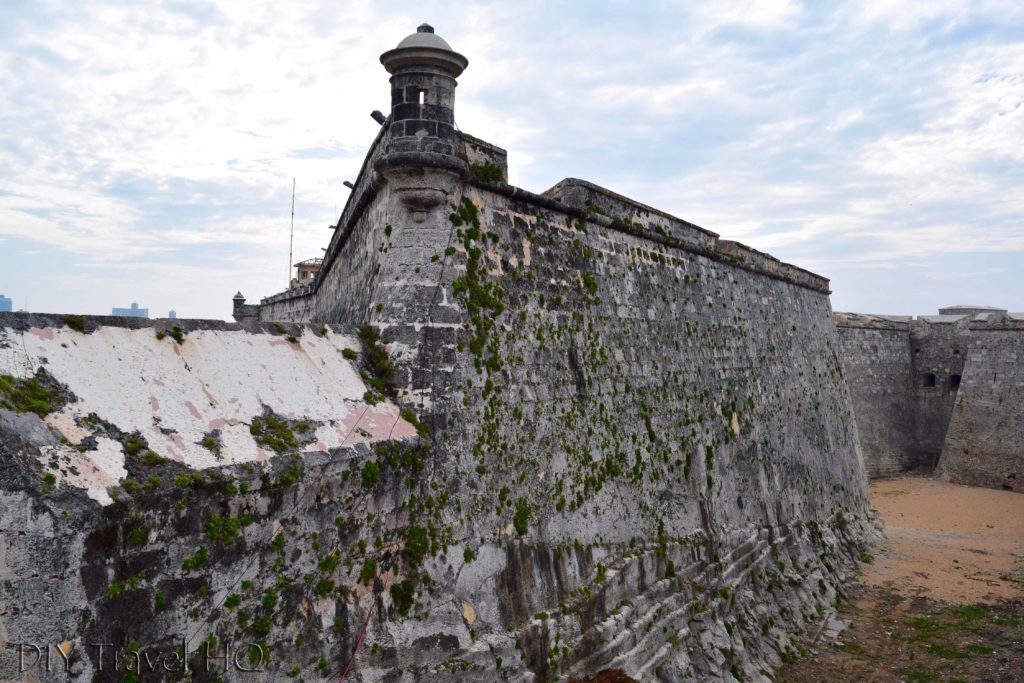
xmin=866 ymin=477 xmax=1024 ymax=603
xmin=776 ymin=476 xmax=1024 ymax=682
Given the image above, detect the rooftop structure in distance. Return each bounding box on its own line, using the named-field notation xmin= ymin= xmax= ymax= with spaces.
xmin=938 ymin=304 xmax=1007 ymax=316
xmin=111 ymin=302 xmax=148 ymax=318
xmin=289 ymin=257 xmax=323 ymax=290
xmin=0 ymin=294 xmax=11 ymax=313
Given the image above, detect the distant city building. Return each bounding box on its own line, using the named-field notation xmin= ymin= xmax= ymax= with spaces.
xmin=112 ymin=302 xmax=148 ymax=318
xmin=168 ymin=310 xmax=177 ymax=319
xmin=290 ymin=258 xmax=323 ymax=289
xmin=0 ymin=295 xmax=11 ymax=313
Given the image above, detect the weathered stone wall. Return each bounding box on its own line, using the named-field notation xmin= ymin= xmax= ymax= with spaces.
xmin=239 ymin=155 xmax=878 ymax=680
xmin=907 ymin=317 xmax=968 ymax=469
xmin=936 ymin=318 xmax=1024 ymax=491
xmin=459 ymin=133 xmax=507 ymax=179
xmin=400 ymin=182 xmax=874 ymax=680
xmin=832 ymin=315 xmax=918 ymax=477
xmin=256 ymin=118 xmax=392 ymax=325
xmin=1 ymin=159 xmax=877 ymax=681
xmin=0 ymin=314 xmax=428 ymax=682
xmin=836 ymin=310 xmax=1022 ymax=491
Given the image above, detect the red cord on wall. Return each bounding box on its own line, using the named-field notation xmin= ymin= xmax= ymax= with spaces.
xmin=339 ymin=605 xmax=374 ymax=682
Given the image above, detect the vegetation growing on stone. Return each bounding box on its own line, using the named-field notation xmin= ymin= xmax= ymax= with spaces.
xmin=207 ymin=514 xmax=253 ymax=543
xmin=107 ymin=571 xmax=146 ymax=599
xmin=122 ymin=434 xmax=147 ymax=456
xmin=249 ymin=413 xmax=314 ymax=453
xmin=360 ymin=460 xmax=380 ymax=489
xmin=450 ymin=198 xmax=505 ymax=373
xmin=470 ymin=161 xmax=505 ymax=183
xmin=359 ymin=558 xmax=377 ymax=586
xmin=357 ymin=324 xmax=396 ymax=396
xmin=400 ymin=406 xmax=429 ymax=438
xmin=276 ymin=461 xmax=303 ymax=487
xmin=0 ymin=373 xmax=62 ymax=417
xmin=61 ymin=314 xmax=87 ymax=333
xmin=140 ymin=451 xmax=169 ymax=466
xmin=391 ymin=579 xmax=416 ymax=616
xmin=181 ymin=546 xmax=208 ymax=571
xmin=253 ymin=615 xmax=273 ymax=635
xmin=126 ymin=523 xmax=148 ymax=547
xmin=175 ymin=471 xmax=204 ymax=488
xmin=513 ymin=498 xmax=531 ymax=536
xmin=401 ymin=525 xmax=430 ymax=568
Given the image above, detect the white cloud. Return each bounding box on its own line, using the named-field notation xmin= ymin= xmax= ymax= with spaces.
xmin=694 ymin=0 xmax=804 ymax=29
xmin=0 ymin=1 xmax=1021 ymax=318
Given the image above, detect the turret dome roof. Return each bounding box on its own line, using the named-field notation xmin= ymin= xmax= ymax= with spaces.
xmin=395 ymin=24 xmax=453 ymax=51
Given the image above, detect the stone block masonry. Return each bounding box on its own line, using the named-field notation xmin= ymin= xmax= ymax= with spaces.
xmin=832 ymin=315 xmax=918 ymax=477
xmin=936 ymin=316 xmax=1024 ymax=491
xmin=836 ymin=310 xmax=1023 ymax=492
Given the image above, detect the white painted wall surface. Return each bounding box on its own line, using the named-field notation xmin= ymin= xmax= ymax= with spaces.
xmin=0 ymin=325 xmax=417 ymax=504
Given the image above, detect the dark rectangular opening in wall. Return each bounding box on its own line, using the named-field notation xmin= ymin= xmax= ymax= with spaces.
xmin=949 ymin=374 xmax=962 ymax=390
xmin=921 ymin=372 xmax=937 ymax=387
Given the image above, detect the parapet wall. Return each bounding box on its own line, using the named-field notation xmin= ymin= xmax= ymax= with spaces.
xmin=255 ymin=170 xmax=833 ymax=327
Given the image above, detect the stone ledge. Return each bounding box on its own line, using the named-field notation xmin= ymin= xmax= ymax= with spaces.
xmin=0 ymin=311 xmax=355 ymax=337
xmin=471 ymin=176 xmax=832 ymax=294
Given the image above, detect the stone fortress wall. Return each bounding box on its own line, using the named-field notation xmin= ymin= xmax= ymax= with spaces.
xmin=227 ymin=24 xmax=875 ymax=682
xmin=231 ymin=143 xmax=878 ymax=682
xmin=835 ymin=307 xmax=1023 ymax=491
xmin=0 ymin=25 xmax=886 ymax=683
xmin=935 ymin=311 xmax=1024 ymax=491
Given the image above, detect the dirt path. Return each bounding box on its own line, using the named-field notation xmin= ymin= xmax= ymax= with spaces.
xmin=776 ymin=476 xmax=1024 ymax=682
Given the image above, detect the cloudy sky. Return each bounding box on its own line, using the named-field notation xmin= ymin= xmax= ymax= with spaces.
xmin=1 ymin=0 xmax=1021 ymax=319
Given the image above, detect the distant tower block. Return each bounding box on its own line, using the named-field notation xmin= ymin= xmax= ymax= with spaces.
xmin=379 ymin=23 xmax=468 ymax=158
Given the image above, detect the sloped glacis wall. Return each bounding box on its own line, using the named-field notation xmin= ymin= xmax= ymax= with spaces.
xmin=231 ymin=161 xmax=878 ymax=681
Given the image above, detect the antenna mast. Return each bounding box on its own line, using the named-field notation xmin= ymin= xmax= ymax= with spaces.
xmin=288 ymin=178 xmax=295 ymax=288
